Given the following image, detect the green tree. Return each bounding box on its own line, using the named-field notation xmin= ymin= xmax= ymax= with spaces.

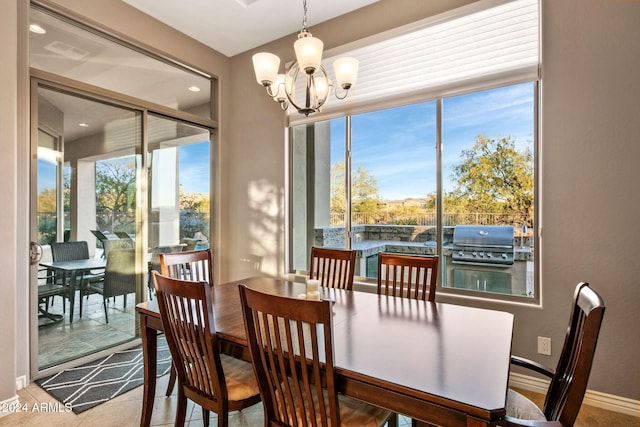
xmin=38 ymin=188 xmax=57 ymax=212
xmin=330 ymin=162 xmax=381 ymax=213
xmin=95 ymin=158 xmax=136 ymax=212
xmin=448 ymin=134 xmax=533 ymax=221
xmin=179 ymin=186 xmax=210 ymax=214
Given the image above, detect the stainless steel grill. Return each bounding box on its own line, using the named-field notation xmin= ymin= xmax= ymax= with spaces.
xmin=450 ymin=225 xmax=515 ymax=267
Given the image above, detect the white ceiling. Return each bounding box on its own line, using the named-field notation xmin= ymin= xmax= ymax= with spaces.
xmin=121 ymin=0 xmax=380 ymax=57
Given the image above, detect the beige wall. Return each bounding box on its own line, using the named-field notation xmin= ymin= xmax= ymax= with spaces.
xmin=1 ymin=0 xmax=638 ymax=407
xmin=225 ymin=0 xmax=640 ymax=403
xmin=0 ymin=0 xmax=19 ymax=403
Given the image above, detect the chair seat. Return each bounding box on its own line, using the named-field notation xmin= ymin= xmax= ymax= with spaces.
xmin=219 ymin=354 xmax=260 ymax=402
xmin=506 ymin=389 xmax=547 ymax=421
xmin=83 ymin=272 xmax=104 ymax=282
xmin=337 ymin=394 xmax=392 ymax=426
xmin=87 ymin=282 xmax=104 ymax=293
xmin=38 ymin=283 xmax=66 ymax=298
xmin=275 ymin=379 xmax=392 ymax=427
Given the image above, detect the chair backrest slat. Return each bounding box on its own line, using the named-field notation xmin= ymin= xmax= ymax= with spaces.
xmin=159 ymin=249 xmax=213 ymax=285
xmin=309 ymin=247 xmax=356 ymax=290
xmin=377 ymin=253 xmax=438 ymax=302
xmin=240 ymin=284 xmax=338 ymax=426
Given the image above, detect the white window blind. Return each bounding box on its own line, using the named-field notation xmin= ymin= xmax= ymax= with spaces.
xmin=290 ymin=0 xmax=539 ymax=124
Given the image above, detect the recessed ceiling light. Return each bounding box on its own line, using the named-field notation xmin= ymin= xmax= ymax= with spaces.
xmin=79 ymin=122 xmax=89 ymax=128
xmin=30 ymin=24 xmax=47 ymax=34
xmin=188 ymin=86 xmax=201 ymax=92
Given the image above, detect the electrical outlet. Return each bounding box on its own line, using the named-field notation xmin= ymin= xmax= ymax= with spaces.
xmin=538 ymin=336 xmax=551 ymax=355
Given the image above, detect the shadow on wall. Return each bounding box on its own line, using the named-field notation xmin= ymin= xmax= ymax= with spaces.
xmin=244 ymin=179 xmax=284 ymax=277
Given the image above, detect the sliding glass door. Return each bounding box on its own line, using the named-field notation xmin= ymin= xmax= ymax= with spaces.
xmin=32 ymin=84 xmax=143 ymax=371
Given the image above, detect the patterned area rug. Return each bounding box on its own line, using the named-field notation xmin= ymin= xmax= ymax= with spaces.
xmin=36 ymin=338 xmax=172 ymax=414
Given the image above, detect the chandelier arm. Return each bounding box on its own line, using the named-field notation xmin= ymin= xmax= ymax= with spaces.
xmin=284 ymin=64 xmax=331 ymax=116
xmin=333 ymin=85 xmax=350 ymax=100
xmin=264 ymin=84 xmax=277 ymax=98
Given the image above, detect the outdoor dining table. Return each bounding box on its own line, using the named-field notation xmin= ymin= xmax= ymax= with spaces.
xmin=135 ymin=276 xmax=514 ymax=427
xmin=39 ymin=258 xmax=106 ymax=323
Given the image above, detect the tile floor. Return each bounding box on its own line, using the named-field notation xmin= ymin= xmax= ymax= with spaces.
xmin=1 ymin=377 xmax=637 ymax=427
xmin=38 ymin=288 xmax=139 ymax=369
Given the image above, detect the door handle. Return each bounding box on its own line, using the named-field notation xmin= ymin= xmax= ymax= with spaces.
xmin=30 ymin=241 xmax=43 ymax=265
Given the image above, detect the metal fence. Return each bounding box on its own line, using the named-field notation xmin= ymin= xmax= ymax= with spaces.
xmin=330 ymin=212 xmax=528 ymax=227
xmin=37 ymin=210 xmax=210 ymax=244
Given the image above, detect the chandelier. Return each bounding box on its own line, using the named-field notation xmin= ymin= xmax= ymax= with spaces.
xmin=251 ymin=0 xmax=359 ymax=116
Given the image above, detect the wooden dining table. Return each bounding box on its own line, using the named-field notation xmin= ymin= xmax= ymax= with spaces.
xmin=135 ymin=276 xmax=514 ymax=427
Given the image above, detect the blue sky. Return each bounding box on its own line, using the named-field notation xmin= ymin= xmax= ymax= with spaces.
xmin=178 ymin=141 xmax=210 ymax=194
xmin=38 ymin=141 xmax=211 ymax=195
xmin=330 ymin=82 xmax=534 ymax=200
xmin=38 ymin=82 xmax=532 ymax=200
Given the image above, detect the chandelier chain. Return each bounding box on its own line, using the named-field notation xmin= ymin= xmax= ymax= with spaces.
xmin=302 ymin=0 xmax=308 ymax=32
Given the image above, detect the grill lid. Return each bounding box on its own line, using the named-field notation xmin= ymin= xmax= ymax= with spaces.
xmin=452 ymin=225 xmax=515 ymax=248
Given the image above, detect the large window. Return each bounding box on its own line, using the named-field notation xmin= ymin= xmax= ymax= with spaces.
xmin=289 ymin=0 xmax=539 ymax=301
xmin=291 ymin=82 xmax=536 ymax=301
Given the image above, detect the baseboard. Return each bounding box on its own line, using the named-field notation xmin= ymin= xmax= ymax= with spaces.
xmin=509 ymin=372 xmax=640 ymax=417
xmin=0 ymin=376 xmax=28 ymax=418
xmin=15 ymin=375 xmax=27 ymax=391
xmin=0 ymin=394 xmax=20 ymax=418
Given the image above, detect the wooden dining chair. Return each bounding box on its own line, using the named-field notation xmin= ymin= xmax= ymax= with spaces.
xmin=505 ymin=282 xmax=605 ymax=427
xmin=239 ymin=284 xmax=393 ymax=427
xmin=309 ymin=246 xmax=357 ymax=290
xmin=159 ymin=249 xmax=214 ymax=396
xmin=160 ymin=248 xmax=213 ymax=283
xmin=153 ymin=273 xmax=261 ymax=427
xmin=147 ymin=244 xmax=186 ymax=299
xmin=377 ymin=253 xmax=439 ymax=302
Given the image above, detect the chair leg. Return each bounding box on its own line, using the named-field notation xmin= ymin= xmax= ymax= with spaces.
xmin=175 ymin=389 xmax=187 ymax=427
xmin=202 ymin=408 xmax=210 ymax=427
xmin=103 ymin=298 xmax=109 ymax=323
xmin=388 ymin=413 xmax=398 ymax=427
xmin=79 ymin=289 xmax=84 ymax=318
xmin=165 ymin=364 xmax=177 ymax=396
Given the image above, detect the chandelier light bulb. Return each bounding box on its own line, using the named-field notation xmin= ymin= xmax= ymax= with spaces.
xmin=252 ymin=52 xmax=280 ymax=86
xmin=313 ymin=75 xmax=330 ymax=101
xmin=294 ymin=32 xmax=323 ymax=74
xmin=334 ymin=57 xmax=359 ymax=90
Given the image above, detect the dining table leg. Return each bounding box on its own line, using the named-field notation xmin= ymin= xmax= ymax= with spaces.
xmin=139 ymin=313 xmax=158 ymax=427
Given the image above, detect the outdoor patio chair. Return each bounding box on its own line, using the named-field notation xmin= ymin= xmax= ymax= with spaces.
xmin=50 ymin=241 xmax=104 ymax=315
xmin=83 ymin=249 xmax=136 ymax=323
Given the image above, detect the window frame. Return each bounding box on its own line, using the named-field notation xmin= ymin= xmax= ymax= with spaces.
xmin=286 ymin=80 xmax=539 ymax=304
